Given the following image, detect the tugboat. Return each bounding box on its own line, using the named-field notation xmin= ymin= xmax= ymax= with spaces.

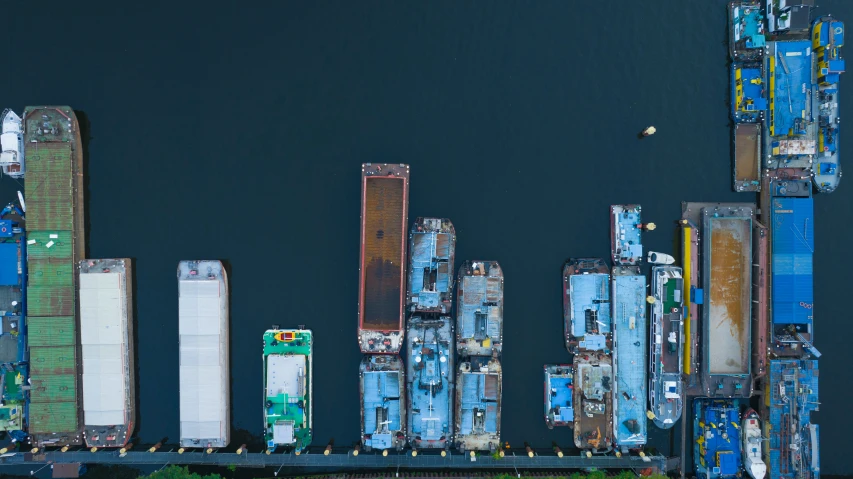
xmin=263 ymin=327 xmax=313 ymax=453
xmin=742 ymin=408 xmax=767 ymax=479
xmin=407 ymin=316 xmax=454 ymax=450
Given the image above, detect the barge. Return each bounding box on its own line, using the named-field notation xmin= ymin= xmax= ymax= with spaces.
xmin=563 ymin=258 xmax=611 ymax=354
xmin=811 ymin=17 xmax=845 ymax=193
xmin=407 ymin=316 xmax=453 ymax=450
xmin=573 ymin=352 xmax=613 ymax=453
xmin=360 ymin=354 xmax=405 ymax=452
xmin=694 ymin=399 xmax=743 ymax=479
xmin=648 ymin=266 xmax=684 ymax=430
xmin=733 ymin=123 xmax=762 ymax=192
xmin=79 ymin=259 xmax=134 ymax=448
xmin=611 ymin=267 xmax=647 ymax=449
xmin=408 ymin=218 xmax=455 ymax=315
xmin=178 ymin=260 xmax=229 ymax=449
xmin=610 ymin=205 xmax=643 ymax=266
xmin=767 ymin=359 xmax=820 ymax=479
xmin=358 ymin=164 xmax=409 ymax=354
xmin=456 ymin=261 xmax=503 ymax=357
xmin=0 ymin=201 xmax=26 ymax=438
xmin=454 ymin=355 xmax=501 ymax=453
xmin=25 ymin=106 xmax=86 ymax=447
xmin=264 ymin=328 xmax=312 ymax=453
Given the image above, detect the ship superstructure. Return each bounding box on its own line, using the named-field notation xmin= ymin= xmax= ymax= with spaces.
xmin=694 ymin=399 xmax=743 ymax=479
xmin=24 ymin=106 xmax=85 ymax=447
xmin=611 ymin=205 xmax=643 ymax=266
xmin=0 ymin=109 xmax=24 ymax=178
xmin=79 ymin=259 xmax=134 ymax=448
xmin=454 ymin=355 xmax=500 ymax=453
xmin=456 ymin=261 xmax=503 ymax=357
xmin=358 ymin=163 xmax=409 ymax=354
xmin=743 ymin=408 xmax=767 ymax=479
xmin=178 ymin=260 xmax=229 ymax=449
xmin=563 ymin=258 xmax=611 ymax=354
xmin=573 ymin=352 xmax=613 ymax=453
xmin=408 ymin=218 xmax=455 ymax=314
xmin=543 ymin=365 xmax=573 ymax=429
xmin=611 ymin=267 xmax=647 ymax=449
xmin=648 ymin=266 xmax=684 ymax=429
xmin=811 ymin=17 xmax=845 ymax=192
xmin=264 ymin=328 xmax=312 ymax=453
xmin=407 ymin=316 xmax=453 ymax=450
xmin=360 ymin=354 xmax=405 ymax=452
xmin=0 ymin=202 xmax=26 ymax=437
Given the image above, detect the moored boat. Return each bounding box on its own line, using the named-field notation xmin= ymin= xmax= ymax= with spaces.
xmin=610 ymin=205 xmax=643 ymax=266
xmin=0 ymin=201 xmax=27 ymax=440
xmin=264 ymin=328 xmax=313 ymax=453
xmin=611 ymin=268 xmax=647 ymax=449
xmin=573 ymin=352 xmax=613 ymax=452
xmin=647 ymin=251 xmax=675 ymax=265
xmin=563 ymin=258 xmax=611 ymax=354
xmin=407 ymin=316 xmax=453 ymax=450
xmin=648 ymin=266 xmax=684 ymax=430
xmin=543 ymin=364 xmax=573 ymax=429
xmin=694 ymin=399 xmax=743 ymax=479
xmin=408 ymin=218 xmax=455 ymax=314
xmin=0 ymin=109 xmax=24 ymax=178
xmin=358 ymin=164 xmax=410 ymax=354
xmin=742 ymin=408 xmax=767 ymax=479
xmin=80 ymin=259 xmax=135 ymax=448
xmin=812 ymin=17 xmax=845 ymax=193
xmin=454 ymin=355 xmax=501 ymax=453
xmin=178 ymin=260 xmax=229 ymax=449
xmin=729 ymin=1 xmax=765 ymax=62
xmin=456 ymin=261 xmax=503 ymax=357
xmin=360 ymin=354 xmax=406 ymax=452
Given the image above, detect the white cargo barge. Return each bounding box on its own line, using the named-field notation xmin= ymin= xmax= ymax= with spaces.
xmin=79 ymin=258 xmax=135 ymax=448
xmin=178 ymin=260 xmax=230 ymax=448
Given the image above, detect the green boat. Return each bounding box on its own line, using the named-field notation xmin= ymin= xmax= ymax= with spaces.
xmin=263 ymin=327 xmax=313 ymax=453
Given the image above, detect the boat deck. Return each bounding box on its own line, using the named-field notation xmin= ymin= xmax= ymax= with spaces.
xmin=812 ymin=17 xmax=844 ymax=192
xmin=730 ymin=2 xmax=765 ymax=61
xmin=360 ymin=355 xmax=405 ymax=452
xmin=569 ymin=273 xmax=611 ymax=338
xmin=359 ymin=164 xmax=409 ymax=354
xmin=612 ymin=273 xmax=647 ymax=448
xmin=455 ymin=357 xmax=501 ymax=452
xmin=732 ymin=66 xmax=767 ymax=124
xmin=611 ymin=205 xmax=642 ymax=266
xmin=694 ymin=399 xmax=742 ymax=479
xmin=544 ymin=365 xmax=573 ymax=428
xmin=456 ymin=261 xmax=503 ymax=356
xmin=734 ymin=123 xmax=762 ymax=192
xmin=407 ymin=317 xmax=453 ymax=449
xmin=408 ymin=218 xmax=455 ymax=314
xmin=765 ymin=41 xmax=816 ymax=170
xmin=573 ymin=353 xmax=613 ymax=452
xmin=650 ymin=266 xmax=683 ymax=429
xmin=767 ymin=360 xmax=820 ymax=479
xmin=264 ymin=329 xmax=313 ymax=452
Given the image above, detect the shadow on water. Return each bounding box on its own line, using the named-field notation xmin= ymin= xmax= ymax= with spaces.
xmin=74 ymin=110 xmax=92 ymax=255
xmin=129 ymin=257 xmax=142 ymax=442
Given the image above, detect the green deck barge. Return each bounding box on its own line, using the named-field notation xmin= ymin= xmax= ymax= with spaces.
xmin=263 ymin=329 xmax=313 ymax=453
xmin=24 ymin=106 xmax=85 ymax=446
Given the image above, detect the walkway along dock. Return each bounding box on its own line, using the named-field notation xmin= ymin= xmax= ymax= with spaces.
xmin=0 ymin=449 xmax=672 ymax=472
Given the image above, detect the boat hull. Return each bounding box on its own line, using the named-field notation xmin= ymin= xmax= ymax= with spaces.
xmin=572 ymin=352 xmax=613 ymax=452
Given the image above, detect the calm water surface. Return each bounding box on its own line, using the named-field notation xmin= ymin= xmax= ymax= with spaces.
xmin=2 ymin=1 xmax=852 ymax=474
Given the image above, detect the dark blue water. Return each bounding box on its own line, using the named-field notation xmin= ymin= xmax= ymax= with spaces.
xmin=3 ymin=1 xmax=853 ymax=474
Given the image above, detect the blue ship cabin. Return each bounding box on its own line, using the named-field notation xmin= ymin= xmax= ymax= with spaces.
xmin=771 ymin=197 xmax=814 ymax=328
xmin=732 ymin=4 xmax=765 ymax=49
xmin=578 ymin=334 xmax=606 ymax=352
xmin=612 ymin=274 xmax=648 ymax=447
xmin=0 ymin=242 xmax=18 ymax=286
xmin=458 ymin=370 xmax=499 ymax=434
xmin=363 ymin=370 xmax=402 ymax=450
xmin=768 ymin=41 xmax=814 ymax=144
xmin=547 ymin=372 xmax=573 ymax=423
xmin=569 ymin=273 xmax=611 ymax=338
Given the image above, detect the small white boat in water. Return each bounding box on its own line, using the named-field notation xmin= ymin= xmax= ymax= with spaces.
xmin=0 ymin=109 xmax=23 ymax=178
xmin=647 ymin=251 xmax=675 ymax=265
xmin=742 ymin=408 xmax=767 ymax=479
